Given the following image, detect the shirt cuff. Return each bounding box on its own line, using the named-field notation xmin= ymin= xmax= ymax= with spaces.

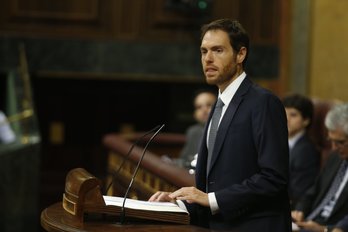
xmin=208 ymin=192 xmax=219 ymax=215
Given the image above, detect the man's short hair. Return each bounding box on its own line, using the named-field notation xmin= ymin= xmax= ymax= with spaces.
xmin=282 ymin=93 xmax=314 ymax=128
xmin=325 ymin=103 xmax=348 ymax=135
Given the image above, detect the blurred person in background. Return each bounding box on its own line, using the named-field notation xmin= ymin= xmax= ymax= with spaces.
xmin=292 ymin=103 xmax=348 ymax=232
xmin=177 ymin=89 xmax=217 ymax=169
xmin=282 ymin=93 xmax=321 ymax=208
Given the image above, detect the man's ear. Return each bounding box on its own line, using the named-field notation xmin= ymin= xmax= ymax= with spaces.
xmin=237 ymin=47 xmax=247 ymax=64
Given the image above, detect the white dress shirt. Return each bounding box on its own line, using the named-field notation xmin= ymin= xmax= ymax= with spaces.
xmin=207 ymin=72 xmax=246 ymax=214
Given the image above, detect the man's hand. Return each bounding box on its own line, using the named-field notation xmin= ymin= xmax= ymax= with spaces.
xmin=169 ymin=187 xmax=209 ymax=207
xmin=148 ymin=191 xmax=175 ymax=203
xmin=296 ymin=220 xmax=327 ymax=232
xmin=291 ymin=210 xmax=304 ymax=222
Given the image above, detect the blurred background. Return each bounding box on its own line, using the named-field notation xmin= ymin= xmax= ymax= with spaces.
xmin=0 ymin=0 xmax=348 ymax=231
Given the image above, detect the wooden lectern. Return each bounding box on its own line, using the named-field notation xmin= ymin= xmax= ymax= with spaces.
xmin=62 ymin=168 xmax=106 ymax=226
xmin=41 ymin=168 xmax=201 ymax=232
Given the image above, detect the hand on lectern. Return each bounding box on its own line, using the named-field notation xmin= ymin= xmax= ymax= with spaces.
xmin=149 ymin=187 xmax=209 ymax=208
xmin=170 ymin=187 xmax=209 ymax=207
xmin=148 ymin=191 xmax=176 ymax=203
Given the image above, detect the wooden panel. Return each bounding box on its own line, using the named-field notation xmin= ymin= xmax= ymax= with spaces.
xmin=211 ymin=0 xmax=240 ymax=19
xmin=113 ymin=0 xmax=146 ymax=39
xmin=0 ymin=0 xmax=289 ymax=95
xmin=11 ymin=0 xmax=99 ymax=21
xmin=237 ymin=0 xmax=279 ymax=45
xmin=0 ymin=0 xmax=281 ymax=43
xmin=147 ymin=0 xmax=206 ymax=26
xmin=309 ymin=0 xmax=348 ymax=101
xmin=0 ymin=0 xmax=115 ymax=38
xmin=140 ymin=0 xmax=280 ymax=44
xmin=139 ymin=0 xmax=204 ymax=41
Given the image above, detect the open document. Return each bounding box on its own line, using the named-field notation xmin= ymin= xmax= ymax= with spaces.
xmin=102 ymin=195 xmax=190 ymax=224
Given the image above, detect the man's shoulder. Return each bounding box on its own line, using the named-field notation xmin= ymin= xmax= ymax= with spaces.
xmin=296 ymin=134 xmax=318 ymax=149
xmin=246 ymin=84 xmax=282 ymax=106
xmin=243 ymin=77 xmax=279 ymax=98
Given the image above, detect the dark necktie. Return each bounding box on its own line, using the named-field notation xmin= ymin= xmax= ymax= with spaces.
xmin=207 ymin=98 xmax=224 ymax=172
xmin=306 ymin=160 xmax=348 ymax=221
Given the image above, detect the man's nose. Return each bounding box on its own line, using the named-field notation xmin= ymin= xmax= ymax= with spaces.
xmin=204 ymin=51 xmax=213 ymax=62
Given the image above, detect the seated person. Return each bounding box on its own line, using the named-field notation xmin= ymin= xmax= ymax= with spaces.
xmin=162 ymin=89 xmax=217 ymax=169
xmin=292 ymin=103 xmax=348 ymax=232
xmin=0 ymin=110 xmax=16 ymax=144
xmin=282 ymin=94 xmax=321 ymax=208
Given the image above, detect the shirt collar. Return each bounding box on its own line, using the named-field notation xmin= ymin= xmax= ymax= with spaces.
xmin=289 ymin=130 xmax=305 ymax=150
xmin=218 ymin=72 xmax=246 ymax=107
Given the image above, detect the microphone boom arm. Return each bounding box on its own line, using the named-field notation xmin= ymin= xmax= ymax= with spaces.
xmin=120 ymin=124 xmax=165 ymax=224
xmin=105 ymin=124 xmax=161 ymax=194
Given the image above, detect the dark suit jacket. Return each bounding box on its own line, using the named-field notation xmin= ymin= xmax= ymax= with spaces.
xmin=186 ymin=77 xmax=291 ymax=231
xmin=295 ymin=152 xmax=348 ymax=226
xmin=289 ymin=134 xmax=321 ymax=207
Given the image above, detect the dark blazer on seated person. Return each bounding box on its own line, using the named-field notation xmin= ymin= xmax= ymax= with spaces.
xmin=295 ymin=152 xmax=348 ymax=226
xmin=289 ymin=134 xmax=321 ymax=207
xmin=335 ymin=214 xmax=348 ymax=232
xmin=186 ymin=77 xmax=291 ymax=231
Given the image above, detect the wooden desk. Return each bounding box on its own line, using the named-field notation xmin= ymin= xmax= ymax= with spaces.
xmin=41 ymin=203 xmax=210 ymax=232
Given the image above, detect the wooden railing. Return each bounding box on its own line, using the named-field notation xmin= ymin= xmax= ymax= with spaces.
xmin=103 ymin=133 xmax=195 ymax=200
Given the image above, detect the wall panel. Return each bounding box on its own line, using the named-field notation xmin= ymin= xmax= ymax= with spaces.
xmin=0 ymin=0 xmax=282 ymax=45
xmin=0 ymin=0 xmax=115 ymax=38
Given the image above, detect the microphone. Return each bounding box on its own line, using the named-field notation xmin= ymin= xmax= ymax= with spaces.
xmin=120 ymin=124 xmax=165 ymax=224
xmin=104 ymin=124 xmax=162 ymax=195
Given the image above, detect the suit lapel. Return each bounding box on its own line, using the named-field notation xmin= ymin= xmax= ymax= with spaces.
xmin=207 ymin=77 xmax=252 ymax=176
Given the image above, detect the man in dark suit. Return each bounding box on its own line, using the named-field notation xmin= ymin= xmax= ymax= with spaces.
xmin=292 ymin=103 xmax=348 ymax=232
xmin=149 ymin=18 xmax=291 ymax=231
xmin=282 ymin=94 xmax=321 ymax=208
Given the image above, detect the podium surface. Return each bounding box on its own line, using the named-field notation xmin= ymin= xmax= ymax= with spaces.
xmin=41 ymin=202 xmax=210 ymax=232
